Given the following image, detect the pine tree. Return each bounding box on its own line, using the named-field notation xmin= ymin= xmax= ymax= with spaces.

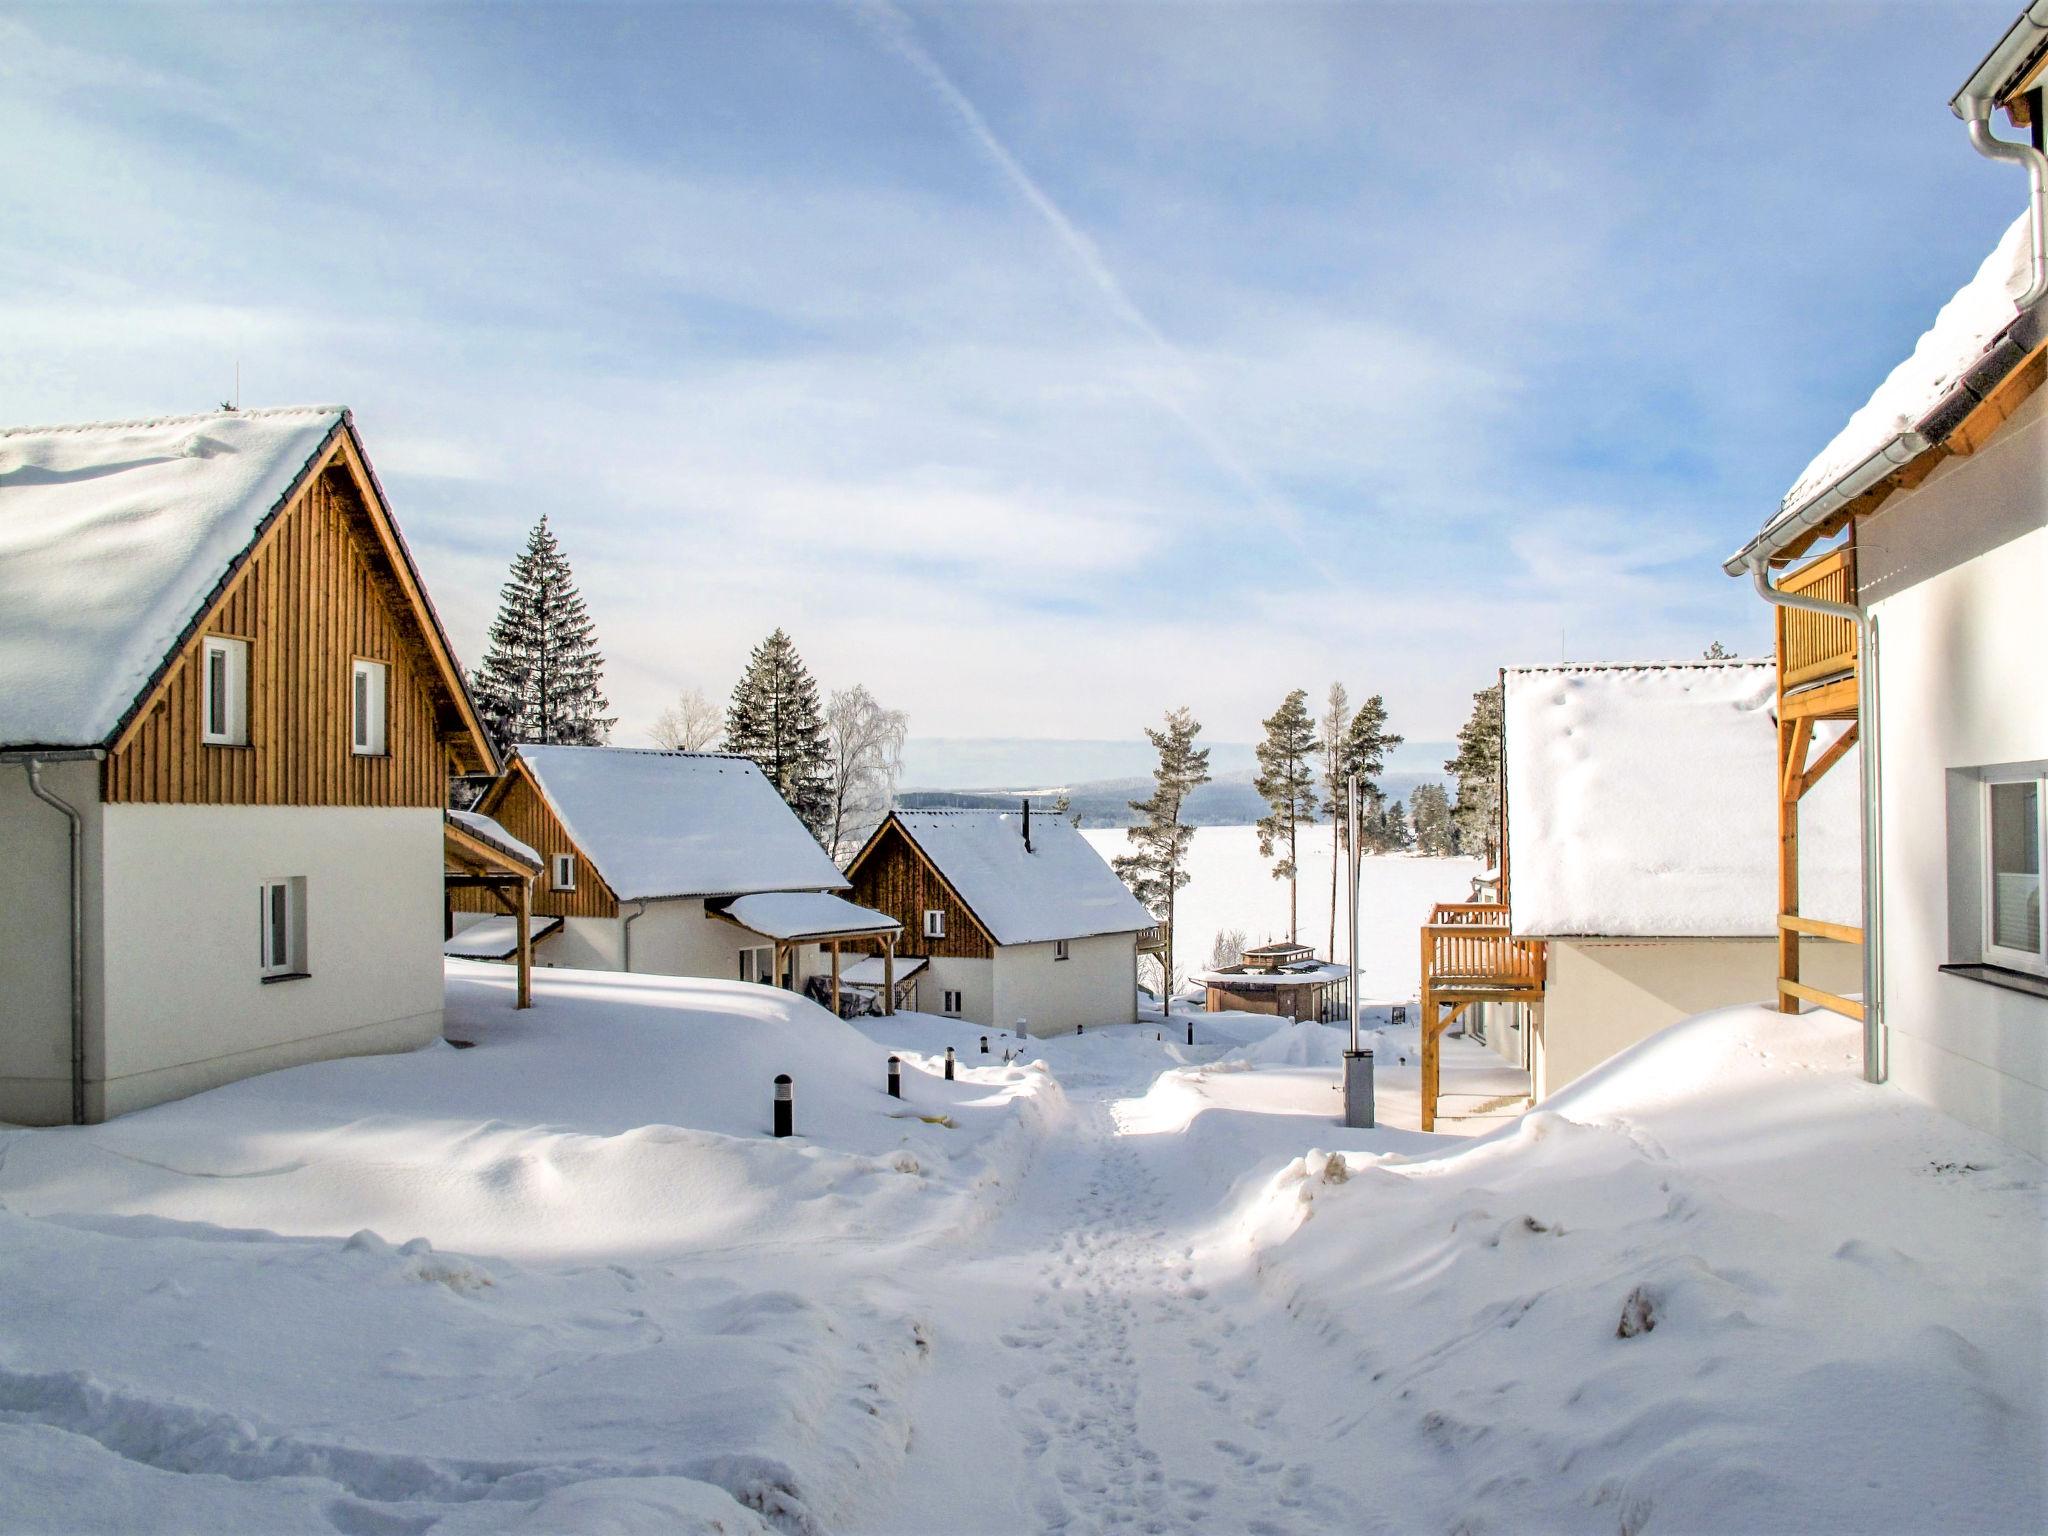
xmin=1113 ymin=708 xmax=1211 ymax=1018
xmin=469 ymin=514 xmax=614 ymax=746
xmin=1377 ymin=798 xmax=1413 ymax=852
xmin=1317 ymin=683 xmax=1351 ymax=960
xmin=1336 ymin=692 xmax=1402 ymax=849
xmin=1410 ymin=782 xmax=1455 ymax=855
xmin=1703 ymin=640 xmax=1734 ymax=660
xmin=1253 ymin=689 xmax=1319 ymax=943
xmin=1446 ymin=681 xmax=1505 ymax=867
xmin=725 ymin=629 xmax=835 ymax=841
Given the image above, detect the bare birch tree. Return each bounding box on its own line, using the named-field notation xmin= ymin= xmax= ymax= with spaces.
xmin=824 ymin=685 xmax=908 ymax=863
xmin=651 ymin=686 xmax=722 ymax=752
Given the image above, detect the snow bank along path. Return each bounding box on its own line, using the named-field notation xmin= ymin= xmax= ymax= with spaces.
xmin=2 ymin=958 xmax=2040 ymax=1534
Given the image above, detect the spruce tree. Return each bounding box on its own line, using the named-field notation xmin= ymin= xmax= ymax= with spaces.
xmin=1410 ymin=782 xmax=1455 ymax=856
xmin=1377 ymin=798 xmax=1413 ymax=852
xmin=1446 ymin=681 xmax=1505 ymax=868
xmin=1253 ymin=689 xmax=1319 ymax=943
xmin=1333 ymin=692 xmax=1403 ymax=860
xmin=469 ymin=514 xmax=614 ymax=746
xmin=1113 ymin=708 xmax=1212 ymax=1017
xmin=725 ymin=629 xmax=835 ymax=841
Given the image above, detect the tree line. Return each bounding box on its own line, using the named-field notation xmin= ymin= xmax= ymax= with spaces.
xmin=465 ymin=516 xmax=905 ymax=862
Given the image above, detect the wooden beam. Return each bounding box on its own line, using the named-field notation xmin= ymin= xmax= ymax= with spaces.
xmin=1780 ymin=675 xmax=1859 ymax=722
xmin=1780 ymin=717 xmax=1814 ymax=803
xmin=883 ymin=935 xmax=896 ymax=1017
xmin=1797 ymin=723 xmax=1859 ymax=800
xmin=1779 ymin=978 xmax=1865 ymax=1022
xmin=1779 ymin=912 xmax=1864 ymax=945
xmin=1777 ymin=718 xmax=1801 ymax=1014
xmin=1948 ymin=343 xmax=2047 ymax=457
xmin=515 ymin=876 xmax=533 ymax=1009
xmin=831 ymin=941 xmax=842 ymax=1019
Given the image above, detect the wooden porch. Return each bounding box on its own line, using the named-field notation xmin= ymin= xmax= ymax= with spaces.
xmin=1419 ymin=902 xmax=1546 ymax=1132
xmin=1773 ymin=546 xmax=1865 ymax=1024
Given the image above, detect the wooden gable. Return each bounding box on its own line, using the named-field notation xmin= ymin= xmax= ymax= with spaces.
xmin=845 ymin=816 xmax=995 ymax=959
xmin=452 ymin=758 xmax=620 ymax=919
xmin=103 ymin=423 xmax=495 ymax=806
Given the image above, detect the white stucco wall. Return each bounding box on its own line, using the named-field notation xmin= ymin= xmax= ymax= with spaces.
xmin=1534 ymin=936 xmax=1861 ymax=1100
xmin=93 ymin=805 xmax=445 ymax=1120
xmin=918 ymin=956 xmax=995 ymax=1027
xmin=545 ymin=916 xmax=623 ymax=971
xmin=0 ymin=758 xmax=107 ymax=1126
xmin=1859 ymin=389 xmax=2048 ymax=1159
xmin=995 ymin=932 xmax=1139 ymax=1037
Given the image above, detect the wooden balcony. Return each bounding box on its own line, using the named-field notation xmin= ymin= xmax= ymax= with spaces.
xmin=1778 ymin=547 xmax=1858 ymax=698
xmin=1419 ymin=903 xmax=1546 ymax=1132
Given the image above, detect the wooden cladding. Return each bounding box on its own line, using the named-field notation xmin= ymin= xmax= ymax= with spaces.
xmin=452 ymin=764 xmax=619 ymax=919
xmin=106 ymin=466 xmax=460 ymax=808
xmin=847 ymin=820 xmax=994 ymax=959
xmin=1777 ymin=547 xmax=1858 ymax=691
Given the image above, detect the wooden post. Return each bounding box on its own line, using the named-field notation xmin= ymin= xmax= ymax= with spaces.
xmin=883 ymin=934 xmax=896 ymax=1017
xmin=776 ymin=942 xmax=790 ymax=990
xmin=515 ymin=875 xmax=532 ymax=1011
xmin=1419 ymin=921 xmax=1437 ymax=1132
xmin=831 ymin=941 xmax=842 ymax=1018
xmin=1776 ymin=605 xmax=1806 ymax=1014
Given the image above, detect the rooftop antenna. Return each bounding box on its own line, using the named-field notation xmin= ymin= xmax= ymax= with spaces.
xmin=1021 ymin=796 xmax=1033 ymax=853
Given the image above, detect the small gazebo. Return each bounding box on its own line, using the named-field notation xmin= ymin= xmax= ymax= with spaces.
xmin=1200 ymin=941 xmax=1350 ymax=1022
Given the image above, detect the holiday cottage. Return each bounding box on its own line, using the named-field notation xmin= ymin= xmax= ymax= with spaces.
xmin=0 ymin=406 xmax=497 ymax=1125
xmin=1720 ymin=11 xmax=2048 ymax=1158
xmin=450 ymin=746 xmax=902 ymax=1008
xmin=844 ymin=806 xmax=1153 ymax=1034
xmin=1418 ymin=661 xmax=1861 ymax=1129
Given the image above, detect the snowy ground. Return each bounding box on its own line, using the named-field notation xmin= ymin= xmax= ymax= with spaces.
xmin=1081 ymin=824 xmax=1483 ymax=999
xmin=2 ymin=964 xmax=2041 ymax=1534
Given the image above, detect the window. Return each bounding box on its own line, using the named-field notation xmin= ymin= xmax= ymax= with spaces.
xmin=551 ymin=854 xmax=576 ymax=892
xmin=1054 ymin=939 xmax=1070 ymax=962
xmin=924 ymin=909 xmax=946 ymax=940
xmin=201 ymin=636 xmax=249 ymax=746
xmin=352 ymin=660 xmax=389 ymax=756
xmin=943 ymin=990 xmax=962 ymax=1015
xmin=740 ymin=945 xmax=774 ymax=985
xmin=1986 ymin=777 xmax=2045 ymax=973
xmin=258 ymin=878 xmax=306 ymax=979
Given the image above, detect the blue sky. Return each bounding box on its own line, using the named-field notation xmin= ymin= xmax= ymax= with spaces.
xmin=0 ymin=1 xmax=2021 ymax=758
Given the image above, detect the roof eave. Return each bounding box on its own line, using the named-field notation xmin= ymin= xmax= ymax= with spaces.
xmin=1724 ymin=301 xmax=2045 ymax=575
xmin=1951 ymin=1 xmax=2048 ymax=118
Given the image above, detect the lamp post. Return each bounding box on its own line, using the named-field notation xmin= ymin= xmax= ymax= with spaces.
xmin=1343 ymin=772 xmax=1375 ymax=1128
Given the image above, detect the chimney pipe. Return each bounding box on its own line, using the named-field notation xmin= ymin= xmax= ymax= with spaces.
xmin=1021 ymin=797 xmax=1033 ymax=852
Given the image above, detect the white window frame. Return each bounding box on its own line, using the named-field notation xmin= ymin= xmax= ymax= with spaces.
xmin=923 ymin=909 xmax=946 ymax=940
xmin=351 ymin=659 xmax=389 ymax=757
xmin=740 ymin=945 xmax=774 ymax=985
xmin=1054 ymin=939 xmax=1070 ymax=962
xmin=943 ymin=989 xmax=962 ymax=1016
xmin=201 ymin=635 xmax=249 ymax=747
xmin=258 ymin=877 xmax=306 ymax=979
xmin=551 ymin=853 xmax=577 ymax=893
xmin=1982 ymin=774 xmax=2047 ymax=976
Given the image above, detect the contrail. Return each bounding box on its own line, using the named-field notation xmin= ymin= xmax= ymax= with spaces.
xmin=849 ymin=0 xmax=1297 ymax=527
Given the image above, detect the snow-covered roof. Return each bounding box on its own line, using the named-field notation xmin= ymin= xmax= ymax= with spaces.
xmin=1199 ymin=962 xmax=1349 ymax=988
xmin=446 ymin=809 xmax=540 ymax=870
xmin=442 ymin=914 xmax=563 ymax=959
xmin=1505 ymin=661 xmax=1860 ymax=939
xmin=883 ymin=809 xmax=1155 ymax=945
xmin=1736 ymin=213 xmax=2033 ymax=568
xmin=512 ymin=746 xmax=849 ymax=902
xmin=838 ymin=955 xmax=928 ymax=986
xmin=719 ymin=891 xmax=901 ymax=942
xmin=0 ymin=406 xmax=348 ymax=749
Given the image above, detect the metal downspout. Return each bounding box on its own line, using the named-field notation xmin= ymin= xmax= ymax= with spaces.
xmin=1749 ymin=564 xmax=1885 ymax=1083
xmin=23 ymin=760 xmax=87 ymax=1124
xmin=1963 ymin=114 xmax=2048 ymax=309
xmin=622 ymin=900 xmax=649 ymax=972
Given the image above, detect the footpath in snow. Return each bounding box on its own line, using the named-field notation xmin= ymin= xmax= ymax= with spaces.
xmin=0 ymin=964 xmax=2041 ymax=1534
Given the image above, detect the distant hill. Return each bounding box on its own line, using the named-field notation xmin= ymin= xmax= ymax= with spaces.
xmin=897 ymin=766 xmax=1447 ymax=829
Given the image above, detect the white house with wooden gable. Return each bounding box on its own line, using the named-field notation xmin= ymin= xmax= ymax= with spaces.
xmin=1720 ymin=8 xmax=2048 ymax=1158
xmin=0 ymin=406 xmax=498 ymax=1125
xmin=450 ymin=746 xmax=902 ymax=1007
xmin=845 ymin=807 xmax=1153 ymax=1035
xmin=1418 ymin=661 xmax=1863 ymax=1128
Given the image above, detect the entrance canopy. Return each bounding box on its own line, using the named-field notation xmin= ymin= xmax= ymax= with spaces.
xmin=444 ymin=914 xmax=562 ymax=960
xmin=444 ymin=810 xmax=542 ymax=1011
xmin=714 ymin=891 xmax=901 ymax=944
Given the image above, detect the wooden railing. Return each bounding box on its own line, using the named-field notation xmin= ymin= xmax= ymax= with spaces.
xmin=1421 ymin=903 xmax=1547 ymax=990
xmin=1778 ymin=548 xmax=1858 ymax=689
xmin=1137 ymin=925 xmax=1167 ymax=954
